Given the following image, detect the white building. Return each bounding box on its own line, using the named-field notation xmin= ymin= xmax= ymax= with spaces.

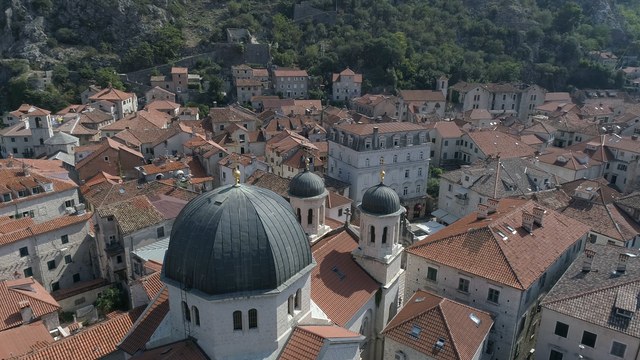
xmin=0 ymin=105 xmax=54 ymax=158
xmin=405 ymin=198 xmax=590 ymax=360
xmin=537 ymin=244 xmax=640 ymax=360
xmin=397 ymin=89 xmax=446 ymax=121
xmin=449 ymin=82 xmax=546 ymax=120
xmin=327 ymin=122 xmax=430 ymax=219
xmin=332 ymin=68 xmax=362 ymax=102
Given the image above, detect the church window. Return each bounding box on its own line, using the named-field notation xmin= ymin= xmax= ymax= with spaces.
xmin=369 ymin=226 xmax=375 ymax=243
xmin=288 ymin=295 xmax=295 ymax=315
xmin=233 ymin=310 xmax=242 ymax=330
xmin=297 ymin=208 xmax=301 ymax=223
xmin=307 ymin=209 xmax=313 ymax=225
xmin=295 ymin=289 xmax=302 ymax=310
xmin=248 ymin=309 xmax=258 ymax=328
xmin=192 ymin=306 xmax=200 ymax=326
xmin=382 ymin=227 xmax=388 ymax=244
xmin=182 ymin=301 xmax=191 ymax=322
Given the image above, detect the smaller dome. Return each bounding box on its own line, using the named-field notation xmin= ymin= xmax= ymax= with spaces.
xmin=361 ymin=184 xmax=401 ymax=215
xmin=289 ymin=170 xmax=325 ymax=198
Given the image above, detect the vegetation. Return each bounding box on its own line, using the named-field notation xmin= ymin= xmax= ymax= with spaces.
xmin=427 ymin=167 xmax=444 ymax=198
xmin=95 ymin=287 xmax=127 ymax=314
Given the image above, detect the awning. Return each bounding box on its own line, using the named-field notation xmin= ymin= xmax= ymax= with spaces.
xmin=442 ymin=214 xmax=460 ymax=225
xmin=431 ymin=209 xmax=448 ymax=218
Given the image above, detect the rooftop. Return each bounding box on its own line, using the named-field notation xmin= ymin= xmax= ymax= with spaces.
xmin=0 ymin=277 xmax=60 ymax=332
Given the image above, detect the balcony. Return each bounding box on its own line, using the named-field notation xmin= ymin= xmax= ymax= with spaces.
xmin=105 ymin=242 xmax=124 ymax=256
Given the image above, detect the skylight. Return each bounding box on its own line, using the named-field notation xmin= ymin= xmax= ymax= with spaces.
xmin=409 ymin=325 xmax=421 ymax=338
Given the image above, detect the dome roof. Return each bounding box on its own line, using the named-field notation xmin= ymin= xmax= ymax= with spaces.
xmin=163 ymin=184 xmax=312 ymax=296
xmin=360 ymin=184 xmax=401 ymax=215
xmin=289 ymin=170 xmax=325 ymax=198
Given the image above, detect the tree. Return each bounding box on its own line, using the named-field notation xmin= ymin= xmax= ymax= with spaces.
xmin=95 ymin=68 xmax=124 ymax=89
xmin=95 ymin=287 xmax=125 ymax=314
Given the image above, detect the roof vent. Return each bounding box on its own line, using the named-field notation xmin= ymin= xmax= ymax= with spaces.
xmin=617 ymin=253 xmax=630 ymax=274
xmin=414 ymin=297 xmax=425 ymax=303
xmin=409 ymin=325 xmax=421 ymax=338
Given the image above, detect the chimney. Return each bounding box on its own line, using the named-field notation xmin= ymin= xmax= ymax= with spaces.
xmin=583 ymin=249 xmax=596 ymax=272
xmin=487 ymin=198 xmax=499 ymax=214
xmin=19 ymin=301 xmax=33 ymax=324
xmin=373 ymin=126 xmax=379 ymax=149
xmin=522 ymin=211 xmax=534 ymax=233
xmin=477 ymin=203 xmax=489 ymax=220
xmin=617 ymin=253 xmax=630 ymax=274
xmin=532 ymin=207 xmax=546 ymax=226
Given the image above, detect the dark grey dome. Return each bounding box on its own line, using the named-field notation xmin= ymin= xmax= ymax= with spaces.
xmin=289 ymin=170 xmax=325 ymax=198
xmin=361 ymin=184 xmax=401 ymax=215
xmin=163 ymin=184 xmax=312 ymax=296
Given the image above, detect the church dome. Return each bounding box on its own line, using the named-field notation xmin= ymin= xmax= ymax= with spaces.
xmin=289 ymin=169 xmax=325 ymax=198
xmin=361 ymin=184 xmax=401 ymax=215
xmin=163 ymin=184 xmax=312 ymax=296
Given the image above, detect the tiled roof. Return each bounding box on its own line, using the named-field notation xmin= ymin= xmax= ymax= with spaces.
xmin=545 ymin=92 xmax=572 ymax=102
xmin=0 ymin=216 xmax=35 ymax=234
xmin=171 ymin=67 xmax=188 ymax=74
xmin=408 ymin=199 xmax=590 ymax=290
xmin=75 ymin=138 xmax=144 ymax=170
xmin=130 ymin=340 xmax=208 ymax=360
xmin=334 ymin=122 xmax=427 ymax=136
xmin=81 ymin=178 xmax=198 ymax=208
xmin=141 ymin=272 xmax=164 ymax=300
xmin=119 ymin=287 xmax=169 ymax=355
xmin=0 ymin=278 xmax=60 ymax=332
xmin=246 ymin=170 xmax=291 ymax=199
xmin=89 ymin=87 xmax=135 ymax=102
xmin=0 ymin=321 xmax=53 ymax=359
xmin=273 ymin=68 xmax=308 ymax=77
xmin=20 ymin=308 xmax=144 ymax=360
xmin=326 ymin=191 xmax=351 ymax=209
xmin=145 ymin=100 xmax=180 ymax=112
xmin=602 ymin=134 xmax=640 ymax=153
xmin=279 ymin=325 xmax=362 ymax=360
xmin=542 ymin=244 xmax=640 ymax=338
xmin=536 ymin=148 xmax=602 ymax=171
xmin=332 ymin=68 xmax=362 ymax=83
xmin=207 ymin=105 xmax=258 ymax=124
xmin=0 ymin=212 xmax=92 ymax=246
xmin=138 ymin=159 xmax=189 ymax=175
xmin=97 ymin=196 xmax=165 ymax=235
xmin=383 ymin=290 xmax=493 ymax=360
xmin=399 ymin=89 xmax=445 ymax=102
xmin=616 ymin=192 xmax=640 ymax=211
xmin=433 ymin=121 xmax=463 ymax=138
xmin=311 ymin=229 xmax=379 ymax=326
xmin=464 ymin=129 xmax=536 ymax=159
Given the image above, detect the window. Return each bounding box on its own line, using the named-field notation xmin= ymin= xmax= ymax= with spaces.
xmin=117 ymin=255 xmax=123 ymax=264
xmin=51 ymin=282 xmax=60 ymax=292
xmin=416 ymin=183 xmax=422 ymax=193
xmin=382 ymin=227 xmax=388 ymax=244
xmin=406 ymin=153 xmax=410 ymax=161
xmin=73 ymin=273 xmax=80 ymax=283
xmin=23 ymin=267 xmax=33 ymax=277
xmin=192 ymin=306 xmax=200 ymax=326
xmin=458 ymin=278 xmax=470 ymax=292
xmin=47 ymin=260 xmax=56 ymax=270
xmin=581 ymin=331 xmax=597 ymax=348
xmin=233 ymin=310 xmax=242 ymax=330
xmin=393 ymin=155 xmax=398 ymax=163
xmin=405 ymin=169 xmax=410 ymax=178
xmin=307 ymin=209 xmax=313 ymax=225
xmin=338 ymin=208 xmax=343 ymax=217
xmin=618 ymin=164 xmax=628 ymax=171
xmin=248 ymin=309 xmax=258 ymax=328
xmin=549 ymin=350 xmax=563 ymax=360
xmin=487 ymin=288 xmax=500 ymax=303
xmin=107 ymin=216 xmax=114 ymax=222
xmin=418 ymin=168 xmax=422 ymax=176
xmin=61 ymin=235 xmax=69 ymax=244
xmin=2 ymin=193 xmax=10 ymax=202
xmin=419 ymin=151 xmax=423 ymax=159
xmin=65 ymin=255 xmax=72 ymax=264
xmin=19 ymin=247 xmax=29 ymax=257
xmin=182 ymin=301 xmax=191 ymax=322
xmin=157 ymin=227 xmax=165 ymax=238
xmin=370 ymin=226 xmax=376 ymax=243
xmin=403 ymin=186 xmax=408 ymax=195
xmin=611 ymin=341 xmax=627 ymax=357
xmin=65 ymin=199 xmax=75 ymax=208
xmin=448 ymin=184 xmax=452 ymax=192
xmin=427 ymin=267 xmax=437 ymax=282
xmin=104 ymin=156 xmax=109 ymax=162
xmin=295 ymin=289 xmax=302 ymax=310
xmin=444 ymin=140 xmax=449 ymax=146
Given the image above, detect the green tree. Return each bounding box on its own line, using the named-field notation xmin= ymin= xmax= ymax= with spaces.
xmin=95 ymin=287 xmax=126 ymax=314
xmin=94 ymin=68 xmax=124 ymax=89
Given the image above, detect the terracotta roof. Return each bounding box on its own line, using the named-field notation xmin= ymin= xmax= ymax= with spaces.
xmin=81 ymin=178 xmax=198 ymax=209
xmin=332 ymin=68 xmax=362 ymax=83
xmin=171 ymin=67 xmax=188 ymax=74
xmin=536 ymin=148 xmax=602 ymax=171
xmin=602 ymin=134 xmax=640 ymax=153
xmin=279 ymin=325 xmax=362 ymax=360
xmin=245 ymin=170 xmax=291 ymax=199
xmin=75 ymin=138 xmax=143 ymax=171
xmin=545 ymin=92 xmax=572 ymax=102
xmin=273 ymin=68 xmax=308 ymax=77
xmin=464 ymin=129 xmax=536 ymax=159
xmin=119 ymin=287 xmax=170 ymax=355
xmin=145 ymin=100 xmax=180 ymax=112
xmin=0 ymin=212 xmax=92 ymax=247
xmin=0 ymin=321 xmax=53 ymax=358
xmin=334 ymin=122 xmax=427 ymax=136
xmin=383 ymin=290 xmax=493 ymax=360
xmin=0 ymin=278 xmax=60 ymax=332
xmin=207 ymin=105 xmax=259 ymax=125
xmin=20 ymin=308 xmax=144 ymax=360
xmin=542 ymin=244 xmax=640 ymax=338
xmin=616 ymin=192 xmax=640 ymax=211
xmin=89 ymin=87 xmax=135 ymax=102
xmin=433 ymin=121 xmax=463 ymax=138
xmin=97 ymin=196 xmax=165 ymax=235
xmin=408 ymin=199 xmax=590 ymax=290
xmin=326 ymin=191 xmax=351 ymax=209
xmin=141 ymin=272 xmax=164 ymax=300
xmin=130 ymin=340 xmax=208 ymax=360
xmin=399 ymin=90 xmax=445 ymax=102
xmin=138 ymin=159 xmax=189 ymax=175
xmin=0 ymin=217 xmax=36 ymax=234
xmin=311 ymin=230 xmax=379 ymax=326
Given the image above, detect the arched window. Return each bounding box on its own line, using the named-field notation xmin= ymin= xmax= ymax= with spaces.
xmin=288 ymin=295 xmax=295 ymax=315
xmin=182 ymin=301 xmax=191 ymax=322
xmin=233 ymin=310 xmax=242 ymax=330
xmin=369 ymin=226 xmax=375 ymax=243
xmin=382 ymin=226 xmax=388 ymax=244
xmin=294 ymin=289 xmax=302 ymax=310
xmin=297 ymin=208 xmax=301 ymax=223
xmin=393 ymin=155 xmax=398 ymax=163
xmin=248 ymin=309 xmax=258 ymax=329
xmin=307 ymin=209 xmax=313 ymax=225
xmin=192 ymin=306 xmax=200 ymax=326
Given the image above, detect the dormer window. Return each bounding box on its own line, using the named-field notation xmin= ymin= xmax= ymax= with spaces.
xmin=2 ymin=193 xmax=11 ymax=202
xmin=18 ymin=190 xmax=28 ymax=198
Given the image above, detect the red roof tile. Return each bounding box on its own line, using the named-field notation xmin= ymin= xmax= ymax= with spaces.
xmin=278 ymin=327 xmax=324 ymax=360
xmin=0 ymin=321 xmax=53 ymax=358
xmin=0 ymin=213 xmax=92 ymax=247
xmin=119 ymin=287 xmax=169 ymax=355
xmin=311 ymin=230 xmax=379 ymax=326
xmin=0 ymin=278 xmax=60 ymax=332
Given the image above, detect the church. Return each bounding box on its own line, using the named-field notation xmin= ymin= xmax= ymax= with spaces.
xmin=126 ymin=161 xmax=406 ymax=359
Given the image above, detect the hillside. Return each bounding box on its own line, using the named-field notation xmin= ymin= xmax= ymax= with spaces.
xmin=1 ymin=0 xmax=639 ymax=112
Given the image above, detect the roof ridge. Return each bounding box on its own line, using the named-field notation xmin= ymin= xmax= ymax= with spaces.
xmin=544 ymin=277 xmax=640 ymax=306
xmin=382 ymin=299 xmax=441 ymax=335
xmin=437 ymin=301 xmax=463 ymax=360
